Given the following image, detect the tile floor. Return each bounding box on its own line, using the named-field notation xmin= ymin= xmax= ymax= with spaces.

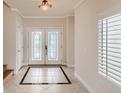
xmin=4 ymin=66 xmax=89 ymax=93
xmin=21 ymin=66 xmax=70 ymax=84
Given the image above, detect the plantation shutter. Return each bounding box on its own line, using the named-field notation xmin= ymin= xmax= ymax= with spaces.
xmin=98 ymin=13 xmax=121 ymax=85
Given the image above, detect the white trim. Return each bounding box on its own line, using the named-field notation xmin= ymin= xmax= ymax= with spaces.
xmin=74 ymin=0 xmax=86 ymax=9
xmin=23 ymin=16 xmax=66 ymax=19
xmin=64 ymin=14 xmax=74 ymax=18
xmin=10 ymin=8 xmax=24 ymax=18
xmin=23 ymin=15 xmax=75 ymax=19
xmin=67 ymin=65 xmax=74 ymax=68
xmin=75 ymin=72 xmax=96 ymax=93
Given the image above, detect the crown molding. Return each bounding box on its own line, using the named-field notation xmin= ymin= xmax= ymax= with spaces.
xmin=23 ymin=16 xmax=66 ymax=19
xmin=11 ymin=8 xmax=19 ymax=12
xmin=3 ymin=0 xmax=10 ymax=8
xmin=10 ymin=8 xmax=24 ymax=18
xmin=23 ymin=13 xmax=75 ymax=19
xmin=74 ymin=0 xmax=86 ymax=9
xmin=64 ymin=14 xmax=74 ymax=18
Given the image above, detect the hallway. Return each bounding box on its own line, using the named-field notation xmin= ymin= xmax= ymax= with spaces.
xmin=4 ymin=66 xmax=89 ymax=93
xmin=3 ymin=0 xmax=121 ymax=93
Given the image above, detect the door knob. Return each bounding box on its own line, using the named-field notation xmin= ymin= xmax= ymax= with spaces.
xmin=45 ymin=45 xmax=47 ymax=55
xmin=17 ymin=50 xmax=21 ymax=52
xmin=45 ymin=45 xmax=47 ymax=50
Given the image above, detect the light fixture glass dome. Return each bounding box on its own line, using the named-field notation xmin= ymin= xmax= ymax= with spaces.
xmin=38 ymin=0 xmax=52 ymax=11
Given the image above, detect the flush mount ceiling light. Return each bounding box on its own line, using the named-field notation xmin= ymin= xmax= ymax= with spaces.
xmin=38 ymin=0 xmax=52 ymax=11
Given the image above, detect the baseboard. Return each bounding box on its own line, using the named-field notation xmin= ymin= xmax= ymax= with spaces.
xmin=19 ymin=65 xmax=28 ymax=71
xmin=67 ymin=65 xmax=74 ymax=68
xmin=75 ymin=72 xmax=95 ymax=93
xmin=28 ymin=64 xmax=64 ymax=66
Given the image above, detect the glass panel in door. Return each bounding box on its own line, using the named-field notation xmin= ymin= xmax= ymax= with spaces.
xmin=32 ymin=32 xmax=42 ymax=60
xmin=29 ymin=30 xmax=44 ymax=64
xmin=46 ymin=30 xmax=61 ymax=64
xmin=48 ymin=32 xmax=58 ymax=61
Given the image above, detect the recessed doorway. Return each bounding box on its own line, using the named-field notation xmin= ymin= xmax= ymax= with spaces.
xmin=28 ymin=27 xmax=63 ymax=65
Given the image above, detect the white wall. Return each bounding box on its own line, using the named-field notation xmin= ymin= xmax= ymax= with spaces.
xmin=3 ymin=4 xmax=16 ymax=70
xmin=66 ymin=16 xmax=75 ymax=67
xmin=3 ymin=3 xmax=24 ymax=72
xmin=3 ymin=3 xmax=10 ymax=65
xmin=74 ymin=0 xmax=121 ymax=93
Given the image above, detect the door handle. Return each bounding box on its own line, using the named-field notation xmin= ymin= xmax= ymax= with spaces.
xmin=45 ymin=45 xmax=47 ymax=55
xmin=45 ymin=45 xmax=47 ymax=50
xmin=17 ymin=50 xmax=21 ymax=52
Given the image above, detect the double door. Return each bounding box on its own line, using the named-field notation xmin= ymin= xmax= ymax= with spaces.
xmin=28 ymin=28 xmax=62 ymax=65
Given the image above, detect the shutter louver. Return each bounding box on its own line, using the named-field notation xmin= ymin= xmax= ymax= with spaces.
xmin=98 ymin=13 xmax=121 ymax=85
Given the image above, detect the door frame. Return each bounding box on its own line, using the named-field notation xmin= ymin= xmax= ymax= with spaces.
xmin=27 ymin=27 xmax=63 ymax=65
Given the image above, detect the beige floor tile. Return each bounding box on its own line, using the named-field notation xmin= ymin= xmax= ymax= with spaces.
xmin=4 ymin=66 xmax=89 ymax=93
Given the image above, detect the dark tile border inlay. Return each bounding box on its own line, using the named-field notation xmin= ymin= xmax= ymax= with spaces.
xmin=20 ymin=66 xmax=71 ymax=85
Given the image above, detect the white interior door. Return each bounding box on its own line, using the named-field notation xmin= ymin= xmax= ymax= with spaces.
xmin=28 ymin=28 xmax=62 ymax=65
xmin=16 ymin=30 xmax=23 ymax=71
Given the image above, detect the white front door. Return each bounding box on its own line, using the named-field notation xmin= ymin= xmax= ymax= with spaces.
xmin=46 ymin=29 xmax=61 ymax=64
xmin=28 ymin=28 xmax=62 ymax=65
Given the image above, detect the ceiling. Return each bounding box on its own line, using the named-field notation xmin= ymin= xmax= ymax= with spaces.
xmin=5 ymin=0 xmax=80 ymax=17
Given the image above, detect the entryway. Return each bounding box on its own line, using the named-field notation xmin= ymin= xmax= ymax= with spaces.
xmin=20 ymin=66 xmax=71 ymax=85
xmin=28 ymin=27 xmax=63 ymax=65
